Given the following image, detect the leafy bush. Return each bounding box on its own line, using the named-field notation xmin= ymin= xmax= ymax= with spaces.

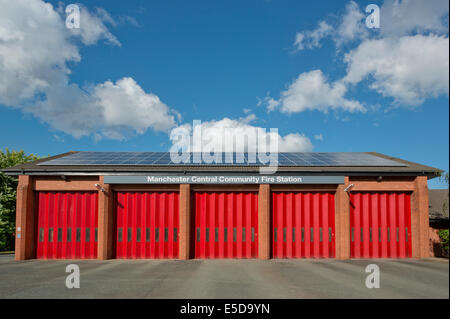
xmin=438 ymin=229 xmax=449 ymax=252
xmin=0 ymin=149 xmax=40 ymax=251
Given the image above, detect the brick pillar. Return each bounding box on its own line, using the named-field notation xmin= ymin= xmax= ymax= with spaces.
xmin=335 ymin=177 xmax=350 ymax=259
xmin=179 ymin=184 xmax=191 ymax=260
xmin=258 ymin=184 xmax=271 ymax=259
xmin=98 ymin=176 xmax=113 ymax=260
xmin=411 ymin=176 xmax=430 ymax=258
xmin=15 ymin=175 xmax=35 ymax=260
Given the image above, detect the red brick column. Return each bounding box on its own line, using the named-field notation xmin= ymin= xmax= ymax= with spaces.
xmin=411 ymin=176 xmax=430 ymax=258
xmin=97 ymin=176 xmax=113 ymax=260
xmin=258 ymin=184 xmax=271 ymax=259
xmin=335 ymin=177 xmax=350 ymax=259
xmin=15 ymin=175 xmax=35 ymax=260
xmin=179 ymin=184 xmax=191 ymax=259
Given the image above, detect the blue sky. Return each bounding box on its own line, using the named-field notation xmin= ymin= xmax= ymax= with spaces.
xmin=0 ymin=0 xmax=448 ymax=188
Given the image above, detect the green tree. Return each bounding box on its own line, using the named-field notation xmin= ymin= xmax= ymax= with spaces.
xmin=0 ymin=148 xmax=40 ymax=251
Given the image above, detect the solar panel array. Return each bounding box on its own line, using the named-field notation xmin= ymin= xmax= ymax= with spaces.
xmin=38 ymin=152 xmax=407 ymax=167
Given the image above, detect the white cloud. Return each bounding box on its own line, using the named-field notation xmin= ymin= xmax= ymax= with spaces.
xmin=26 ymin=77 xmax=176 ymax=139
xmin=294 ymin=0 xmax=449 ymax=52
xmin=264 ymin=96 xmax=281 ymax=112
xmin=94 ymin=77 xmax=175 ymax=133
xmin=344 ymin=35 xmax=449 ymax=105
xmin=284 ymin=0 xmax=449 ymax=113
xmin=294 ymin=1 xmax=367 ymax=51
xmin=169 ymin=117 xmax=313 ymax=153
xmin=94 ymin=7 xmax=117 ymax=26
xmin=278 ymin=133 xmax=313 ymax=152
xmin=66 ymin=4 xmax=121 ymax=46
xmin=294 ymin=21 xmax=333 ymax=51
xmin=267 ymin=70 xmax=365 ymax=114
xmin=335 ymin=1 xmax=368 ymax=46
xmin=0 ymin=0 xmax=79 ymax=106
xmin=380 ymin=0 xmax=449 ymax=36
xmin=91 ymin=6 xmax=140 ymax=28
xmin=0 ymin=0 xmax=176 ymax=139
xmin=314 ymin=133 xmax=324 ymax=141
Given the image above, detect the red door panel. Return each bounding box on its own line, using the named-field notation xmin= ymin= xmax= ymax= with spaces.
xmin=36 ymin=192 xmax=98 ymax=259
xmin=115 ymin=192 xmax=179 ymax=259
xmin=272 ymin=192 xmax=335 ymax=258
xmin=194 ymin=192 xmax=258 ymax=259
xmin=350 ymin=192 xmax=412 ymax=258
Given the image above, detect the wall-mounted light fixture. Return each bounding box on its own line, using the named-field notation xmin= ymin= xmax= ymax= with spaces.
xmin=94 ymin=183 xmax=106 ymax=192
xmin=344 ymin=184 xmax=354 ymax=193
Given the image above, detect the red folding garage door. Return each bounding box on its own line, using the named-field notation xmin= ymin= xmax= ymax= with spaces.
xmin=36 ymin=192 xmax=98 ymax=259
xmin=115 ymin=192 xmax=179 ymax=259
xmin=272 ymin=192 xmax=335 ymax=258
xmin=350 ymin=192 xmax=412 ymax=258
xmin=194 ymin=192 xmax=258 ymax=258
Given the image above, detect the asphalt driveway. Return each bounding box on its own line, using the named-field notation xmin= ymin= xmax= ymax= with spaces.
xmin=0 ymin=254 xmax=448 ymax=299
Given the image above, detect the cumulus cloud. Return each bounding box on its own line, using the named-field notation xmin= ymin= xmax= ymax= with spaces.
xmin=67 ymin=4 xmax=121 ymax=46
xmin=278 ymin=133 xmax=313 ymax=152
xmin=294 ymin=1 xmax=367 ymax=51
xmin=0 ymin=0 xmax=79 ymax=106
xmin=335 ymin=1 xmax=368 ymax=46
xmin=294 ymin=0 xmax=449 ymax=51
xmin=266 ymin=70 xmax=365 ymax=114
xmin=283 ymin=0 xmax=449 ymax=113
xmin=169 ymin=117 xmax=313 ymax=153
xmin=380 ymin=0 xmax=449 ymax=36
xmin=27 ymin=77 xmax=176 ymax=139
xmin=94 ymin=78 xmax=175 ymax=133
xmin=344 ymin=35 xmax=449 ymax=105
xmin=0 ymin=0 xmax=175 ymax=139
xmin=294 ymin=21 xmax=333 ymax=51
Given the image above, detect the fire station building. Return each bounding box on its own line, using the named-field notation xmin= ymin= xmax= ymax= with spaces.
xmin=3 ymin=151 xmax=438 ymax=260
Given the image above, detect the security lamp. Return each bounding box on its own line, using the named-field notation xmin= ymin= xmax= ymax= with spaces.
xmin=344 ymin=184 xmax=354 ymax=193
xmin=94 ymin=183 xmax=106 ymax=192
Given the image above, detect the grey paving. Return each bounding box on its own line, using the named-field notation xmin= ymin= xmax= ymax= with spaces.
xmin=0 ymin=254 xmax=448 ymax=299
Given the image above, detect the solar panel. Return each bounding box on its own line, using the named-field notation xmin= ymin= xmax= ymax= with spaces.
xmin=37 ymin=152 xmax=407 ymax=167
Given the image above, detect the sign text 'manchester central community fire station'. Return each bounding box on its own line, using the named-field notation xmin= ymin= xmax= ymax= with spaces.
xmin=103 ymin=175 xmax=346 ymax=184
